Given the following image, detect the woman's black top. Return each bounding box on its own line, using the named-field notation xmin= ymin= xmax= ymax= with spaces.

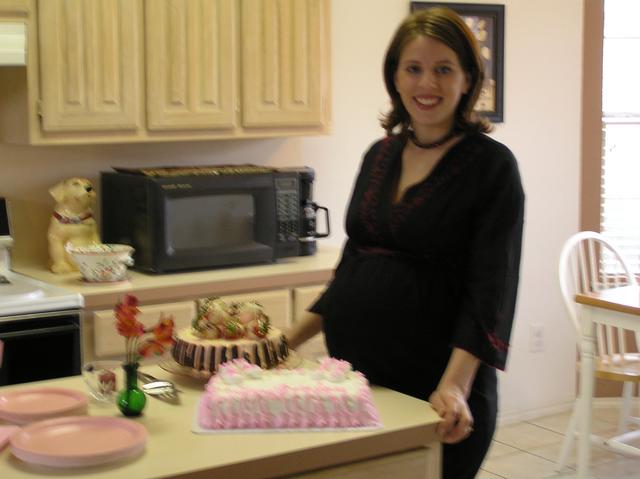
xmin=310 ymin=132 xmax=525 ymax=401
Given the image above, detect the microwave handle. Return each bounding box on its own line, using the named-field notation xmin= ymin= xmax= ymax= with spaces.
xmin=314 ymin=205 xmax=330 ymax=238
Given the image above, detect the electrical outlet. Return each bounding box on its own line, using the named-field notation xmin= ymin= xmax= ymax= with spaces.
xmin=529 ymin=323 xmax=544 ymax=353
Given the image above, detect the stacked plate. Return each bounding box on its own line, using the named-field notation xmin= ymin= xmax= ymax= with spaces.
xmin=0 ymin=387 xmax=88 ymax=424
xmin=10 ymin=416 xmax=147 ymax=467
xmin=0 ymin=387 xmax=147 ymax=468
xmin=0 ymin=425 xmax=19 ymax=451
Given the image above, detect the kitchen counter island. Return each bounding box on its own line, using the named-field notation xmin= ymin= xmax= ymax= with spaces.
xmin=0 ymin=365 xmax=442 ymax=478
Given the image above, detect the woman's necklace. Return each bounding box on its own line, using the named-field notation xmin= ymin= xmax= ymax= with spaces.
xmin=407 ymin=128 xmax=457 ymax=149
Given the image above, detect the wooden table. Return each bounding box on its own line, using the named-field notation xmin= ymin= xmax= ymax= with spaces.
xmin=0 ymin=365 xmax=442 ymax=478
xmin=575 ymin=285 xmax=640 ymax=478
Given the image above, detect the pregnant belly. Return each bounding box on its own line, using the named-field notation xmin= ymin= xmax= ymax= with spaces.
xmin=324 ymin=254 xmax=456 ymax=353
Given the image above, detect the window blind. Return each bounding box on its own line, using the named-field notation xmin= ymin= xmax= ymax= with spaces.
xmin=601 ymin=0 xmax=640 ymax=274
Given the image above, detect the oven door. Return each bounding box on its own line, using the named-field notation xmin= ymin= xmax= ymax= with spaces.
xmin=0 ymin=309 xmax=81 ymax=386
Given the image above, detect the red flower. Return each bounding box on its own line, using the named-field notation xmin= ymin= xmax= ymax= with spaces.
xmin=115 ymin=294 xmax=144 ymax=338
xmin=113 ymin=294 xmax=176 ymax=363
xmin=138 ymin=340 xmax=166 ymax=358
xmin=152 ymin=314 xmax=175 ymax=347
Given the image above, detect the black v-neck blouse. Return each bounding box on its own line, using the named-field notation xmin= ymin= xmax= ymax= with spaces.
xmin=311 ymin=132 xmax=524 ymax=401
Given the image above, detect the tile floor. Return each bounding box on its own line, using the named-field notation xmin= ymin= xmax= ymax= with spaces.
xmin=477 ymin=404 xmax=640 ymax=479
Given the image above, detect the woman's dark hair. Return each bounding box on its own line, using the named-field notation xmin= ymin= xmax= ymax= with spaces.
xmin=380 ymin=7 xmax=492 ymax=135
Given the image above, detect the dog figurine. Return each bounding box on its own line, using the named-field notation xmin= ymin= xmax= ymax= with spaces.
xmin=47 ymin=177 xmax=100 ymax=273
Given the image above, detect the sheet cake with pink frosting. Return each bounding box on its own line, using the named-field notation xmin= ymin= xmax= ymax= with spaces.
xmin=196 ymin=358 xmax=381 ymax=430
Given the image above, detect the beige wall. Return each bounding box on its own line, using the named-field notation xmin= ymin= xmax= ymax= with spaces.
xmin=0 ymin=0 xmax=583 ymax=422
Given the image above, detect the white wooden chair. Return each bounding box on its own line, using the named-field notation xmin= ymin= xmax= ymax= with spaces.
xmin=557 ymin=231 xmax=640 ymax=470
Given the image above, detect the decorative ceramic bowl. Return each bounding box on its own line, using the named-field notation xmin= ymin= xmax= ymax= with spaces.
xmin=66 ymin=243 xmax=134 ymax=282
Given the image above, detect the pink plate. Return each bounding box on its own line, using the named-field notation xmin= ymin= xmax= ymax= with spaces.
xmin=10 ymin=416 xmax=147 ymax=468
xmin=0 ymin=387 xmax=88 ymax=424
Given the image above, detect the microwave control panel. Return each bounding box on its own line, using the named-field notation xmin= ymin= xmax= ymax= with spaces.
xmin=275 ymin=176 xmax=300 ymax=244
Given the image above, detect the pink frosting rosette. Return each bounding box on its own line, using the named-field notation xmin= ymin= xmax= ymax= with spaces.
xmin=313 ymin=357 xmax=352 ymax=382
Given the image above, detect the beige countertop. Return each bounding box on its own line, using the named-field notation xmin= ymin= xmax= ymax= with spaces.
xmin=13 ymin=247 xmax=341 ymax=309
xmin=0 ymin=365 xmax=441 ymax=479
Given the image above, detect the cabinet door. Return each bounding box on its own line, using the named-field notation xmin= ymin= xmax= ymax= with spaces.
xmin=292 ymin=285 xmax=328 ymax=360
xmin=92 ymin=301 xmax=196 ymax=359
xmin=289 ymin=447 xmax=441 ymax=479
xmin=145 ymin=0 xmax=236 ymax=130
xmin=241 ymin=0 xmax=328 ymax=127
xmin=38 ymin=0 xmax=142 ymax=132
xmin=0 ymin=1 xmax=30 ymax=14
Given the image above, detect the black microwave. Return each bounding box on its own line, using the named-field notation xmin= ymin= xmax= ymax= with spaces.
xmin=100 ymin=165 xmax=329 ymax=274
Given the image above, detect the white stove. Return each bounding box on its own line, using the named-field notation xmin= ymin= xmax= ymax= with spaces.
xmin=0 ymin=269 xmax=83 ymax=317
xmin=0 ymin=197 xmax=83 ymax=386
xmin=0 ymin=199 xmax=83 ymax=318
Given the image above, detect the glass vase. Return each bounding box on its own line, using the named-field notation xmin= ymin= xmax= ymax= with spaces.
xmin=117 ymin=362 xmax=146 ymax=417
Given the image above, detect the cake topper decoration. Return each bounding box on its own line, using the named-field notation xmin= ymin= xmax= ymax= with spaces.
xmin=192 ymin=297 xmax=271 ymax=340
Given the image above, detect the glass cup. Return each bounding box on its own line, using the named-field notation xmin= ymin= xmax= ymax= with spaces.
xmin=82 ymin=360 xmax=123 ymax=404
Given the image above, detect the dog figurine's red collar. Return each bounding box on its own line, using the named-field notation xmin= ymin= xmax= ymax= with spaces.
xmin=52 ymin=211 xmax=93 ymax=225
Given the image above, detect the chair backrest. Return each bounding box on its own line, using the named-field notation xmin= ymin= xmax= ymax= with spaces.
xmin=559 ymin=231 xmax=638 ymax=360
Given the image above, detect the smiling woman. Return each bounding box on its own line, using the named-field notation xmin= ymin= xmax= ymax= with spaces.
xmin=286 ymin=7 xmax=524 ymax=479
xmin=393 ymin=35 xmax=470 ymax=146
xmin=410 ymin=2 xmax=505 ymax=122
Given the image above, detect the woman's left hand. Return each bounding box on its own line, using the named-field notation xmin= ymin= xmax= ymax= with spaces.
xmin=429 ymin=385 xmax=474 ymax=444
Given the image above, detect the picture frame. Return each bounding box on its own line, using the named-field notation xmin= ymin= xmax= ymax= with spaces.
xmin=410 ymin=2 xmax=505 ymax=122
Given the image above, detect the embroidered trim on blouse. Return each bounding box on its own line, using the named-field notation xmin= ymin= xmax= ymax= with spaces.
xmin=359 ymin=136 xmax=396 ymax=244
xmin=487 ymin=331 xmax=509 ymax=352
xmin=390 ymin=139 xmax=481 ymax=235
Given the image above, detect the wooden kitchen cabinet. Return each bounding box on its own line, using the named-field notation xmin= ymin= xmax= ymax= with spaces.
xmin=242 ymin=0 xmax=326 ymax=128
xmin=145 ymin=0 xmax=236 ymax=131
xmin=0 ymin=0 xmax=30 ymax=14
xmin=292 ymin=284 xmax=328 ymax=360
xmin=89 ymin=300 xmax=196 ymax=359
xmin=0 ymin=0 xmax=330 ymax=144
xmin=86 ymin=285 xmax=325 ymax=362
xmin=38 ymin=0 xmax=143 ymax=132
xmin=288 ymin=447 xmax=441 ymax=479
xmin=86 ymin=288 xmax=292 ymax=362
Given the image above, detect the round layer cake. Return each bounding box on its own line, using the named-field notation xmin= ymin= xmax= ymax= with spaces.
xmin=172 ymin=297 xmax=289 ymax=374
xmin=172 ymin=327 xmax=289 ymax=374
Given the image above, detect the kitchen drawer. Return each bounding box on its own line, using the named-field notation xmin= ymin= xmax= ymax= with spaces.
xmin=92 ymin=301 xmax=195 ymax=358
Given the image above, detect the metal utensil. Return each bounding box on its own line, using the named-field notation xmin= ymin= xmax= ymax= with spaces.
xmin=141 ymin=380 xmax=176 ymax=396
xmin=137 ymin=370 xmax=180 ymax=401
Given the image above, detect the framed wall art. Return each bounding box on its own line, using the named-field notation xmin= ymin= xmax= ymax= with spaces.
xmin=410 ymin=2 xmax=505 ymax=122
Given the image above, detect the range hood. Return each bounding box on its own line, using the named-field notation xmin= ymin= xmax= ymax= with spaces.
xmin=0 ymin=22 xmax=26 ymax=66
